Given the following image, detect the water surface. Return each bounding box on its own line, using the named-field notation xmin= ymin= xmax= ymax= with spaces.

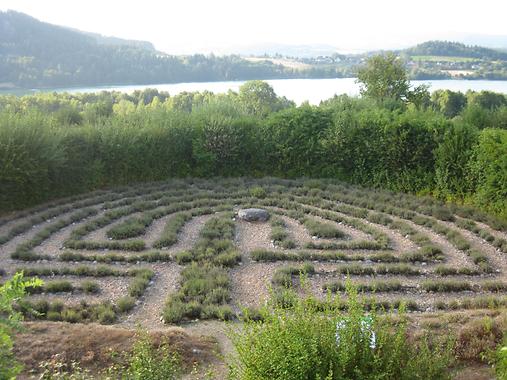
xmin=6 ymin=78 xmax=507 ymax=104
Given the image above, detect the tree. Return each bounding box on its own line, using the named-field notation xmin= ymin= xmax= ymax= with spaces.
xmin=356 ymin=53 xmax=410 ymax=103
xmin=431 ymin=90 xmax=467 ymax=118
xmin=407 ymin=84 xmax=431 ymax=110
xmin=238 ymin=81 xmax=293 ymax=117
xmin=466 ymin=90 xmax=507 ymax=110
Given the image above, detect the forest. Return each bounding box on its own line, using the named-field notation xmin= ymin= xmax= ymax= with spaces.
xmin=0 ymin=77 xmax=506 ymax=222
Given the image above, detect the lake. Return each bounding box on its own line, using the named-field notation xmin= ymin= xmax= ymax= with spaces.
xmin=7 ymin=78 xmax=507 ymax=104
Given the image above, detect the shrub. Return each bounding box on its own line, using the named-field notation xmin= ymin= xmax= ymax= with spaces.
xmin=496 ymin=337 xmax=507 ymax=379
xmin=152 ymin=212 xmax=191 ymax=249
xmin=44 ymin=280 xmax=73 ymax=293
xmin=117 ymin=296 xmax=136 ymax=313
xmin=304 ymin=219 xmax=345 ymax=239
xmin=250 ymin=186 xmax=267 ymax=199
xmin=228 ymin=285 xmax=453 ymax=380
xmin=107 ymin=215 xmax=152 ymax=240
xmin=324 ymin=280 xmax=402 ymax=293
xmin=455 ymin=317 xmax=504 ymax=362
xmin=422 ymin=280 xmax=472 ymax=292
xmin=0 ymin=273 xmax=43 ymax=380
xmin=95 ymin=303 xmax=116 ymax=324
xmin=118 ymin=331 xmax=181 ymax=380
xmin=163 ymin=297 xmax=186 ymax=324
xmin=80 ymin=281 xmax=100 ymax=294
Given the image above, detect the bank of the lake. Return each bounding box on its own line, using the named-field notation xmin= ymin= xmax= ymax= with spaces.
xmin=3 ymin=78 xmax=507 ymax=104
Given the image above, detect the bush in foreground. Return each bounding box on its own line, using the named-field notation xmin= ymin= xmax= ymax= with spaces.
xmin=1 ymin=273 xmax=43 ymax=380
xmin=228 ymin=285 xmax=454 ymax=380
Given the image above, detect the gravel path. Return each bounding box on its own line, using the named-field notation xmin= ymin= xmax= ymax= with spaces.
xmin=120 ymin=215 xmax=214 ymax=328
xmin=122 ymin=263 xmax=182 ymax=328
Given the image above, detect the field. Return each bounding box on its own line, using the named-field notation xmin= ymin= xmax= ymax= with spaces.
xmin=2 ymin=177 xmax=507 ymax=378
xmin=410 ymin=55 xmax=479 ymax=62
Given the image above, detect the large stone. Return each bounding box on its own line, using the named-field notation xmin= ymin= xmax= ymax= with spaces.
xmin=237 ymin=208 xmax=269 ymax=222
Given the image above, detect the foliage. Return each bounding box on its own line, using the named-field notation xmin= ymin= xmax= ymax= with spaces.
xmin=228 ymin=285 xmax=454 ymax=380
xmin=356 ymin=53 xmax=410 ymax=103
xmin=115 ymin=331 xmax=181 ymax=380
xmin=0 ymin=77 xmax=506 ymax=221
xmin=496 ymin=337 xmax=507 ymax=380
xmin=0 ymin=272 xmax=43 ymax=380
xmin=470 ymin=129 xmax=507 ymax=219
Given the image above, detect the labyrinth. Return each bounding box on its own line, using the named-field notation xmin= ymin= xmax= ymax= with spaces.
xmin=1 ymin=178 xmax=507 ymax=326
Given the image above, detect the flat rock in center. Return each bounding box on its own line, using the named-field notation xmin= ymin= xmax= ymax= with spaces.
xmin=237 ymin=208 xmax=270 ymax=222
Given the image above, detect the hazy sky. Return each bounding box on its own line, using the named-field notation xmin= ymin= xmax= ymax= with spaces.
xmin=2 ymin=0 xmax=507 ymax=54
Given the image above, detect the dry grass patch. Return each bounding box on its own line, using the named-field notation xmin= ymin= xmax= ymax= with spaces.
xmin=13 ymin=322 xmax=217 ymax=376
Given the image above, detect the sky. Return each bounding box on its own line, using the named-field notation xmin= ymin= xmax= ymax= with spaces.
xmin=1 ymin=0 xmax=507 ymax=54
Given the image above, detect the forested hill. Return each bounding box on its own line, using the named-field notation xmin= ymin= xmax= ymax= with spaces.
xmin=0 ymin=11 xmax=315 ymax=89
xmin=403 ymin=41 xmax=507 ymax=61
xmin=3 ymin=11 xmax=507 ymax=89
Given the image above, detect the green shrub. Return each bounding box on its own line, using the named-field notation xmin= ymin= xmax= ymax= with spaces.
xmin=422 ymin=280 xmax=472 ymax=292
xmin=324 ymin=280 xmax=402 ymax=293
xmin=152 ymin=212 xmax=191 ymax=248
xmin=0 ymin=273 xmax=43 ymax=380
xmin=496 ymin=337 xmax=507 ymax=380
xmin=94 ymin=303 xmax=116 ymax=324
xmin=228 ymin=285 xmax=453 ymax=380
xmin=304 ymin=219 xmax=345 ymax=238
xmin=250 ymin=186 xmax=267 ymax=199
xmin=118 ymin=331 xmax=181 ymax=380
xmin=117 ymin=296 xmax=136 ymax=313
xmin=44 ymin=280 xmax=73 ymax=293
xmin=107 ymin=215 xmax=153 ymax=240
xmin=80 ymin=281 xmax=100 ymax=294
xmin=163 ymin=297 xmax=186 ymax=324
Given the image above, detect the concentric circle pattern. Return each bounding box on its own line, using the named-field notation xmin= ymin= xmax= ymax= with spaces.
xmin=1 ymin=178 xmax=506 ymax=326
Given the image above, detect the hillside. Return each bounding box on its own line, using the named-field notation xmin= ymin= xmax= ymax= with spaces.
xmin=2 ymin=10 xmax=507 ymax=89
xmin=404 ymin=40 xmax=507 ymax=60
xmin=0 ymin=11 xmax=320 ymax=89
